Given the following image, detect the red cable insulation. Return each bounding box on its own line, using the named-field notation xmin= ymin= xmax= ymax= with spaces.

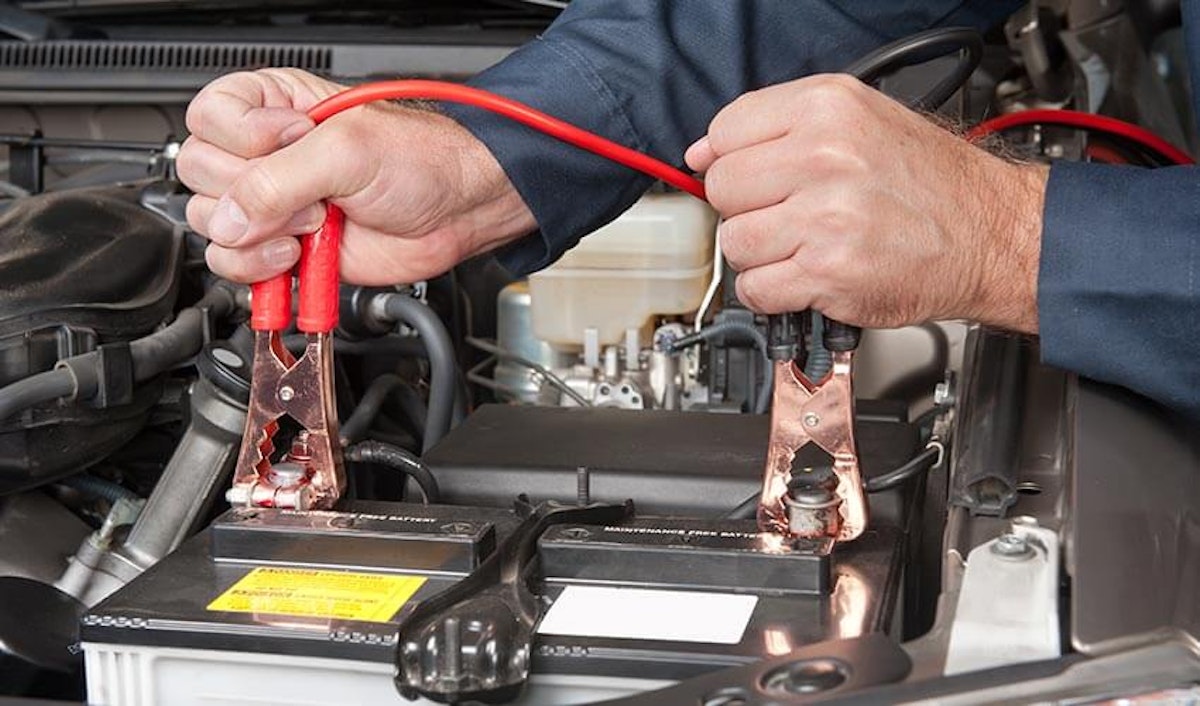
xmin=307 ymin=80 xmax=708 ymax=200
xmin=967 ymin=109 xmax=1194 ymax=166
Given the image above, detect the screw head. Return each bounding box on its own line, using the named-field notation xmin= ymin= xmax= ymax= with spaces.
xmin=279 ymin=386 xmax=295 ymax=401
xmin=992 ymin=532 xmax=1033 ymax=559
xmin=803 ymin=413 xmax=820 ymax=428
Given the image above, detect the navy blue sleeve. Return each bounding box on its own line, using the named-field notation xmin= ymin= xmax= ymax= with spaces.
xmin=443 ymin=0 xmax=1020 ymax=275
xmin=1040 ymin=161 xmax=1200 ymax=418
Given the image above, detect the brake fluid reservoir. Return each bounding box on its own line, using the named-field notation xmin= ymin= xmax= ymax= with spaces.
xmin=529 ymin=193 xmax=717 ymax=346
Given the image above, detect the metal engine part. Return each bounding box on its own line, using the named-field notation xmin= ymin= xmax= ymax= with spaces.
xmin=494 ymin=282 xmax=707 ymax=411
xmin=56 ymin=349 xmax=248 ymax=606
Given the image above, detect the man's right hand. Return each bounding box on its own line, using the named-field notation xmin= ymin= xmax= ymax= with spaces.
xmin=178 ymin=68 xmax=537 ymax=285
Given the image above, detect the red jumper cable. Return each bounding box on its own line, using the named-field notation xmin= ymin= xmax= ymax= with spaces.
xmin=228 ymin=80 xmax=865 ymax=542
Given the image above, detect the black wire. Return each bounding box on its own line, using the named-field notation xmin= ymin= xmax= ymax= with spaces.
xmin=723 ymin=492 xmax=759 ymax=521
xmin=843 ymin=27 xmax=984 ymax=112
xmin=865 ymin=445 xmax=942 ymax=494
xmin=723 ymin=443 xmax=943 ymax=518
xmin=345 ymin=440 xmax=440 ymax=504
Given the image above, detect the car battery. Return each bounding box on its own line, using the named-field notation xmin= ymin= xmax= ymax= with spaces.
xmin=80 ymin=496 xmax=906 ymax=706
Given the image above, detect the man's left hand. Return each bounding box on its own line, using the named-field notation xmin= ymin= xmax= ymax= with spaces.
xmin=685 ymin=74 xmax=1047 ymax=333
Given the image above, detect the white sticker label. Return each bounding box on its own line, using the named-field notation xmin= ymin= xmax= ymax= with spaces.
xmin=537 ymin=586 xmax=758 ymax=645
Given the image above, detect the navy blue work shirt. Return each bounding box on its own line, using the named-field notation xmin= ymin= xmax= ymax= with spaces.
xmin=443 ymin=1 xmax=1200 ymax=418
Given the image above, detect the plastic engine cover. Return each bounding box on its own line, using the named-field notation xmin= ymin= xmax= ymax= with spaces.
xmin=0 ymin=183 xmax=184 ymax=494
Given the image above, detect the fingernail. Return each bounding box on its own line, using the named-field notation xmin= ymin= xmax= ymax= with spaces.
xmin=283 ymin=206 xmax=324 ymax=234
xmin=278 ymin=119 xmax=314 ymax=147
xmin=209 ymin=197 xmax=249 ymax=245
xmin=263 ymin=239 xmax=299 ymax=269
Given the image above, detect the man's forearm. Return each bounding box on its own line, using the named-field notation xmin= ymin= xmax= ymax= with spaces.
xmin=443 ymin=0 xmax=1023 ymax=275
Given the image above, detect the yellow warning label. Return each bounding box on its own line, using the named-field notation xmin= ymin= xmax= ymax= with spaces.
xmin=207 ymin=567 xmax=426 ymax=623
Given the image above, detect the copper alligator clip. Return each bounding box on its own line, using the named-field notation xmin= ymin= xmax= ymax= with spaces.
xmin=228 ymin=205 xmax=346 ymax=511
xmin=757 ymin=316 xmax=868 ymax=543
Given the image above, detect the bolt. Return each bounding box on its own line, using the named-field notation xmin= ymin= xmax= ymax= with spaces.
xmin=934 ymin=381 xmax=954 ymax=406
xmin=287 ymin=431 xmax=313 ymax=462
xmin=576 ymin=466 xmax=591 ymax=506
xmin=279 ymin=385 xmax=295 ymax=401
xmin=992 ymin=532 xmax=1033 ymax=559
xmin=803 ymin=413 xmax=820 ymax=428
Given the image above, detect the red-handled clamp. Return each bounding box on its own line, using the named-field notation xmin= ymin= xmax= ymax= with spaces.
xmin=228 ymin=205 xmax=345 ymax=510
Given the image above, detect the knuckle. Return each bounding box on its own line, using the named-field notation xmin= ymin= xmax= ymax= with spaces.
xmin=814 ymin=207 xmax=863 ymax=240
xmin=808 ymin=74 xmax=866 ymax=104
xmin=235 ymin=163 xmax=287 ymax=217
xmin=707 ymin=97 xmax=752 ymax=155
xmin=703 ymin=160 xmax=731 ymax=210
xmin=718 ymin=218 xmax=746 ymax=267
xmin=186 ymin=71 xmax=251 ymax=134
xmin=174 ymin=140 xmax=200 ymax=186
xmin=806 ymin=140 xmax=867 ymax=175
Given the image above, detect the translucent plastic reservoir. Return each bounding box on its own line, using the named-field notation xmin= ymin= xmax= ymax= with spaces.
xmin=529 ymin=193 xmax=717 ymax=346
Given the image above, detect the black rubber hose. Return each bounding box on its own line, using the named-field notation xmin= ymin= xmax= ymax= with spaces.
xmin=0 ymin=370 xmax=76 ymax=423
xmin=865 ymin=444 xmax=943 ymax=494
xmin=389 ymin=384 xmax=429 ymax=448
xmin=339 ymin=374 xmax=406 ymax=447
xmin=283 ymin=333 xmax=427 ymax=357
xmin=345 ymin=440 xmax=440 ymax=504
xmin=130 ymin=283 xmax=238 ymax=381
xmin=0 ymin=282 xmax=240 ymax=423
xmin=843 ymin=27 xmax=984 ymax=112
xmin=377 ymin=294 xmax=457 ymax=452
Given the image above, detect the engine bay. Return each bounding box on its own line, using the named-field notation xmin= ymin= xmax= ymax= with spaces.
xmin=1 ymin=2 xmax=1199 ymax=705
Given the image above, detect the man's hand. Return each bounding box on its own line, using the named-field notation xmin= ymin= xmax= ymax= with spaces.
xmin=685 ymin=74 xmax=1047 ymax=333
xmin=178 ymin=68 xmax=536 ymax=285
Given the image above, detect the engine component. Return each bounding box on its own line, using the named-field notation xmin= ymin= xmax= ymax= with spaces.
xmin=494 ymin=281 xmax=570 ymax=404
xmin=527 ymin=193 xmax=716 ymax=347
xmin=0 ymin=183 xmax=183 ymax=494
xmin=0 ymin=576 xmax=86 ymax=698
xmin=489 ymin=190 xmax=727 ymax=413
xmin=55 ymin=345 xmax=249 ymax=606
xmin=949 ymin=329 xmax=1030 ymax=516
